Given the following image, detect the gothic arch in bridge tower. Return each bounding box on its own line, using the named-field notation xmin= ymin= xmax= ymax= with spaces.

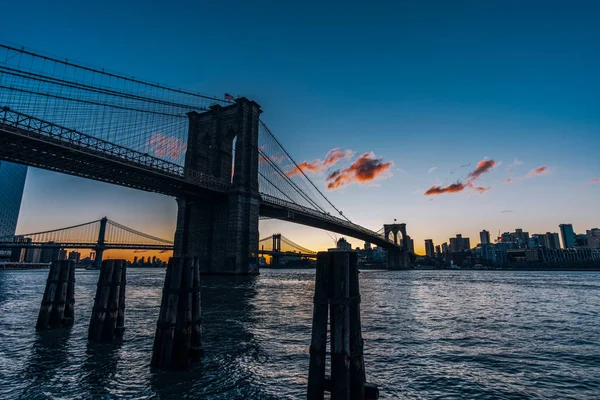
xmin=383 ymin=223 xmax=410 ymax=270
xmin=174 ymin=98 xmax=262 ymax=275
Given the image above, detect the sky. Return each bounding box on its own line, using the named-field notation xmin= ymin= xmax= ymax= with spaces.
xmin=1 ymin=0 xmax=599 ymax=257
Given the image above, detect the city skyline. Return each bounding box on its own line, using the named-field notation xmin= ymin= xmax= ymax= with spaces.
xmin=2 ymin=0 xmax=599 ymax=256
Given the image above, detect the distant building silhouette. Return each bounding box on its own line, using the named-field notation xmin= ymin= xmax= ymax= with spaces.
xmin=337 ymin=237 xmax=352 ymax=250
xmin=587 ymin=228 xmax=600 ymax=249
xmin=425 ymin=239 xmax=435 ymax=258
xmin=480 ymin=230 xmax=490 ymax=245
xmin=0 ymin=161 xmax=27 ymax=238
xmin=545 ymin=232 xmax=561 ymax=249
xmin=559 ymin=224 xmax=575 ymax=249
xmin=450 ymin=234 xmax=470 ymax=252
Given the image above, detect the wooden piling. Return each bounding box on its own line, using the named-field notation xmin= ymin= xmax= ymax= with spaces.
xmin=36 ymin=260 xmax=75 ymax=330
xmin=88 ymin=259 xmax=127 ymax=341
xmin=151 ymin=256 xmax=203 ymax=370
xmin=306 ymin=250 xmax=378 ymax=400
xmin=330 ymin=251 xmax=351 ymax=400
xmin=348 ymin=252 xmax=366 ymax=399
xmin=64 ymin=259 xmax=76 ymax=327
xmin=190 ymin=257 xmax=203 ymax=360
xmin=307 ymin=252 xmax=330 ymax=400
xmin=116 ymin=263 xmax=127 ymax=335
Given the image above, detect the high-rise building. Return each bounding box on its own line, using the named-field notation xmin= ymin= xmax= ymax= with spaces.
xmin=449 ymin=234 xmax=470 ymax=252
xmin=559 ymin=224 xmax=575 ymax=249
xmin=441 ymin=242 xmax=449 ymax=254
xmin=480 ymin=230 xmax=490 ymax=245
xmin=403 ymin=235 xmax=415 ymax=253
xmin=532 ymin=234 xmax=547 ymax=248
xmin=425 ymin=239 xmax=435 ymax=258
xmin=337 ymin=238 xmax=352 ymax=250
xmin=587 ymin=229 xmax=600 ymax=249
xmin=435 ymin=245 xmax=441 ymax=257
xmin=0 ymin=161 xmax=28 ymax=238
xmin=512 ymin=229 xmax=529 ymax=247
xmin=545 ymin=232 xmax=560 ymax=249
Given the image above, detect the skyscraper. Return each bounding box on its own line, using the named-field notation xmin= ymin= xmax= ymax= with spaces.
xmin=0 ymin=161 xmax=28 ymax=238
xmin=559 ymin=224 xmax=575 ymax=249
xmin=545 ymin=232 xmax=560 ymax=249
xmin=449 ymin=234 xmax=470 ymax=252
xmin=424 ymin=239 xmax=435 ymax=258
xmin=480 ymin=230 xmax=490 ymax=245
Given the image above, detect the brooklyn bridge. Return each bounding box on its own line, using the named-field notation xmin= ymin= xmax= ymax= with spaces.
xmin=0 ymin=43 xmax=410 ymax=273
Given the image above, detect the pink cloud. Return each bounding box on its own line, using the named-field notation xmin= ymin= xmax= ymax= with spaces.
xmin=287 ymin=147 xmax=353 ymax=177
xmin=525 ymin=166 xmax=548 ymax=177
xmin=148 ymin=133 xmax=186 ymax=159
xmin=326 ymin=152 xmax=393 ymax=190
xmin=424 ymin=158 xmax=496 ymax=196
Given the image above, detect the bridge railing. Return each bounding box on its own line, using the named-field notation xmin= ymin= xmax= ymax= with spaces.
xmin=260 ymin=194 xmax=390 ymax=244
xmin=0 ymin=107 xmax=231 ymax=193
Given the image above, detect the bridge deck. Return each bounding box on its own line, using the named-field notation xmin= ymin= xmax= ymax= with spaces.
xmin=0 ymin=109 xmax=396 ymax=249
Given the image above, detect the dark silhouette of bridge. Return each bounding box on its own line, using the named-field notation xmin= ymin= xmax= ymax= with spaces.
xmin=0 ymin=217 xmax=174 ymax=265
xmin=0 ymin=43 xmax=410 ymax=274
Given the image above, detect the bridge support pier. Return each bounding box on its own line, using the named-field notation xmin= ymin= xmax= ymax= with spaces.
xmin=93 ymin=217 xmax=108 ymax=269
xmin=386 ymin=248 xmax=410 ymax=270
xmin=36 ymin=260 xmax=75 ymax=330
xmin=173 ymin=98 xmax=261 ymax=275
xmin=88 ymin=260 xmax=127 ymax=341
xmin=151 ymin=256 xmax=203 ymax=370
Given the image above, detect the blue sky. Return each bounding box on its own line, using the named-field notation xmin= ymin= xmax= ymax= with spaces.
xmin=2 ymin=0 xmax=599 ymax=254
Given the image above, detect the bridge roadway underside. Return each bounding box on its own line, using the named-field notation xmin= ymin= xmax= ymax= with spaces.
xmin=0 ymin=123 xmax=224 ymax=199
xmin=259 ymin=203 xmax=396 ymax=249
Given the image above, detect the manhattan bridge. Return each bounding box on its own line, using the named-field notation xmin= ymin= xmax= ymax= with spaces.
xmin=0 ymin=43 xmax=410 ymax=274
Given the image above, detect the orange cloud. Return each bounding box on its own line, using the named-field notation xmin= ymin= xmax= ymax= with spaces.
xmin=149 ymin=133 xmax=186 ymax=159
xmin=287 ymin=148 xmax=353 ymax=177
xmin=424 ymin=159 xmax=496 ymax=196
xmin=324 ymin=148 xmax=353 ymax=166
xmin=468 ymin=159 xmax=497 ymax=180
xmin=424 ymin=182 xmax=468 ymax=195
xmin=588 ymin=177 xmax=599 ymax=184
xmin=525 ymin=166 xmax=548 ymax=177
xmin=471 ymin=185 xmax=491 ymax=193
xmin=326 ymin=152 xmax=393 ymax=190
xmin=505 ymin=178 xmax=512 ymax=183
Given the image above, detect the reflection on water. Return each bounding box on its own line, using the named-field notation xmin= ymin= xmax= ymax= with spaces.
xmin=1 ymin=269 xmax=600 ymax=399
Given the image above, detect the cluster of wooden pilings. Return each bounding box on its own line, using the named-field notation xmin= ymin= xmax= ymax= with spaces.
xmin=151 ymin=256 xmax=203 ymax=370
xmin=35 ymin=251 xmax=379 ymax=397
xmin=36 ymin=260 xmax=75 ymax=330
xmin=307 ymin=250 xmax=379 ymax=400
xmin=88 ymin=260 xmax=127 ymax=341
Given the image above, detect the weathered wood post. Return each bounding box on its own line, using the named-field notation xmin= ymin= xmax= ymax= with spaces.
xmin=151 ymin=256 xmax=202 ymax=370
xmin=64 ymin=258 xmax=76 ymax=327
xmin=190 ymin=258 xmax=203 ymax=360
xmin=330 ymin=251 xmax=351 ymax=399
xmin=307 ymin=253 xmax=330 ymax=399
xmin=116 ymin=264 xmax=127 ymax=335
xmin=307 ymin=250 xmax=378 ymax=400
xmin=88 ymin=259 xmax=127 ymax=341
xmin=36 ymin=260 xmax=75 ymax=330
xmin=349 ymin=252 xmax=366 ymax=399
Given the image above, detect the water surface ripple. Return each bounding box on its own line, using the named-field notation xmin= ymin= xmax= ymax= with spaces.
xmin=1 ymin=269 xmax=599 ymax=399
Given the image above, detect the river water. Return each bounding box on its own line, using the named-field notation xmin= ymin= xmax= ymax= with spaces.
xmin=1 ymin=268 xmax=599 ymax=399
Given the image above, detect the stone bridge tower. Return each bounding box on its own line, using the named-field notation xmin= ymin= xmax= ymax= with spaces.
xmin=174 ymin=98 xmax=261 ymax=275
xmin=383 ymin=223 xmax=411 ymax=269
